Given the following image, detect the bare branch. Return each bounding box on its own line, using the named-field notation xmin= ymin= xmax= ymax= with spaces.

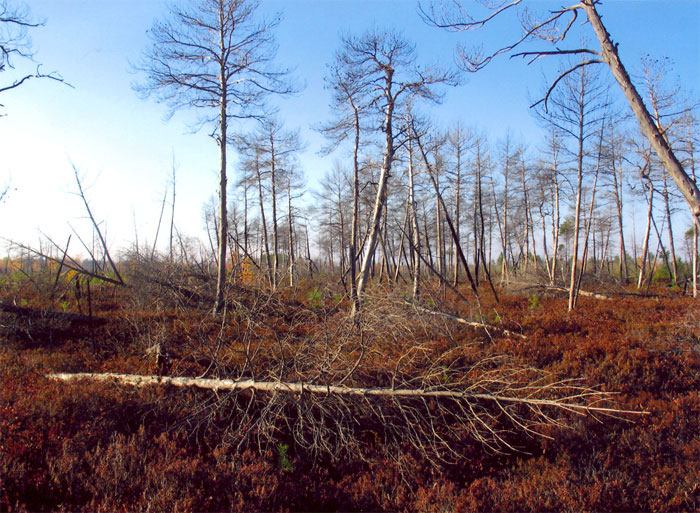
xmin=531 ymin=59 xmax=605 ymax=112
xmin=512 ymin=47 xmax=602 ymax=65
xmin=419 ymin=0 xmax=524 ymax=32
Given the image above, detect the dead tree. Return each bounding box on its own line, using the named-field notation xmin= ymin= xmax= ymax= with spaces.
xmin=134 ymin=0 xmax=294 ymax=314
xmin=405 ymin=106 xmax=422 ymax=299
xmin=603 ymin=119 xmax=630 ymax=284
xmin=411 ymin=118 xmax=486 ymax=300
xmin=535 ymin=60 xmax=608 ymax=310
xmin=244 ymin=119 xmax=303 ymax=289
xmin=331 ymin=29 xmax=457 ymax=314
xmin=321 ymin=51 xmax=370 ymax=312
xmin=446 ymin=123 xmax=472 ymax=286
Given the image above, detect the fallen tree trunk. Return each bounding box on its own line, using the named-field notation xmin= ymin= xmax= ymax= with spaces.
xmin=48 ymin=372 xmax=642 ymax=416
xmin=547 ymin=286 xmax=612 ymax=301
xmin=408 ymin=304 xmax=527 ymax=339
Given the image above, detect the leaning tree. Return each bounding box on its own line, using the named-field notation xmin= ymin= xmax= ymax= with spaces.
xmin=135 ymin=0 xmax=294 ymax=314
xmin=421 ymin=0 xmax=700 ymax=232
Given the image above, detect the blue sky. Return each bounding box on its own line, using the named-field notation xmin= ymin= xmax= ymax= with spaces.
xmin=0 ymin=0 xmax=698 ymax=255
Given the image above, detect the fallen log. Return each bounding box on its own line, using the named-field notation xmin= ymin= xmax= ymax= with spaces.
xmin=505 ymin=281 xmax=614 ymax=301
xmin=47 ymin=372 xmax=644 ymax=416
xmin=547 ymin=286 xmax=612 ymax=300
xmin=408 ymin=303 xmax=527 ymax=339
xmin=0 ymin=302 xmax=106 ymax=324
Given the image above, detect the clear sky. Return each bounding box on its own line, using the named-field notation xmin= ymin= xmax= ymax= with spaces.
xmin=0 ymin=0 xmax=698 ymax=257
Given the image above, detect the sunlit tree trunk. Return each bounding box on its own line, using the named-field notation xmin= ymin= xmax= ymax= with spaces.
xmin=609 ymin=137 xmax=628 ymax=284
xmin=357 ymin=96 xmax=394 ymax=301
xmin=287 ymin=180 xmax=295 ymax=287
xmin=255 ymin=151 xmax=273 ymax=287
xmin=637 ymin=178 xmax=654 ymax=289
xmin=269 ymin=135 xmax=279 ymax=289
xmin=550 ymin=138 xmax=561 ymax=286
xmin=407 ymin=130 xmax=421 ymax=299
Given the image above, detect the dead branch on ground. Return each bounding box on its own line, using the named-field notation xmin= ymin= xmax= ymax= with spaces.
xmin=407 ymin=303 xmax=527 ymax=339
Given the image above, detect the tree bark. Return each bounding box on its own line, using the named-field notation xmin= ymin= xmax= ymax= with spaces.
xmin=350 ymin=105 xmax=361 ymax=311
xmin=214 ymin=89 xmax=228 ymax=314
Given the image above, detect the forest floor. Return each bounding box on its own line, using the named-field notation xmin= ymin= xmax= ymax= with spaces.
xmin=1 ymin=270 xmax=699 ymax=512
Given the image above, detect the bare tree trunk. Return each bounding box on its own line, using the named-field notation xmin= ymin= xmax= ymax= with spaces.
xmin=599 ymin=226 xmax=611 ymax=275
xmin=350 ymin=106 xmax=361 ymax=311
xmin=423 ymin=203 xmax=434 ymax=269
xmin=170 ymin=160 xmax=176 ymax=262
xmin=610 ymin=144 xmax=628 ymax=284
xmin=436 ymin=168 xmax=444 ymax=282
xmin=356 ymin=88 xmax=395 ymax=307
xmin=408 ymin=134 xmax=421 ymax=299
xmin=540 ymin=204 xmax=551 ymax=279
xmin=472 ymin=189 xmax=480 ymax=286
xmin=568 ymin=169 xmax=583 ymax=311
xmin=489 ymin=174 xmax=505 ymax=281
xmin=520 ymin=157 xmax=530 ymax=273
xmin=454 ymin=148 xmax=462 ymax=287
xmin=287 ymin=181 xmax=295 ymax=287
xmin=378 ymin=212 xmax=392 ymax=283
xmin=550 ymin=155 xmax=561 ymax=286
xmin=337 ymin=181 xmax=347 ymax=280
xmin=501 ymin=145 xmax=510 ymax=284
xmin=575 ymin=133 xmax=603 ymax=303
xmin=305 ymin=224 xmax=313 ymax=278
xmin=393 ymin=203 xmax=410 ymax=284
xmin=632 ymin=205 xmax=639 ymax=276
xmin=413 ymin=126 xmax=483 ymax=299
xmin=214 ymin=44 xmax=229 ymax=315
xmin=255 ymin=152 xmax=274 ymax=287
xmin=529 ymin=202 xmax=538 ymax=270
xmin=243 ymin=183 xmax=249 ymax=257
xmin=661 ymin=172 xmax=678 ymax=285
xmin=637 ymin=180 xmax=654 ymax=289
xmin=270 ymin=136 xmax=279 ymax=290
xmin=151 ymin=184 xmax=168 ymax=260
xmin=475 ymin=140 xmax=490 ymax=289
xmin=690 ymin=130 xmax=699 ymax=296
xmin=568 ymin=83 xmax=585 ymax=312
